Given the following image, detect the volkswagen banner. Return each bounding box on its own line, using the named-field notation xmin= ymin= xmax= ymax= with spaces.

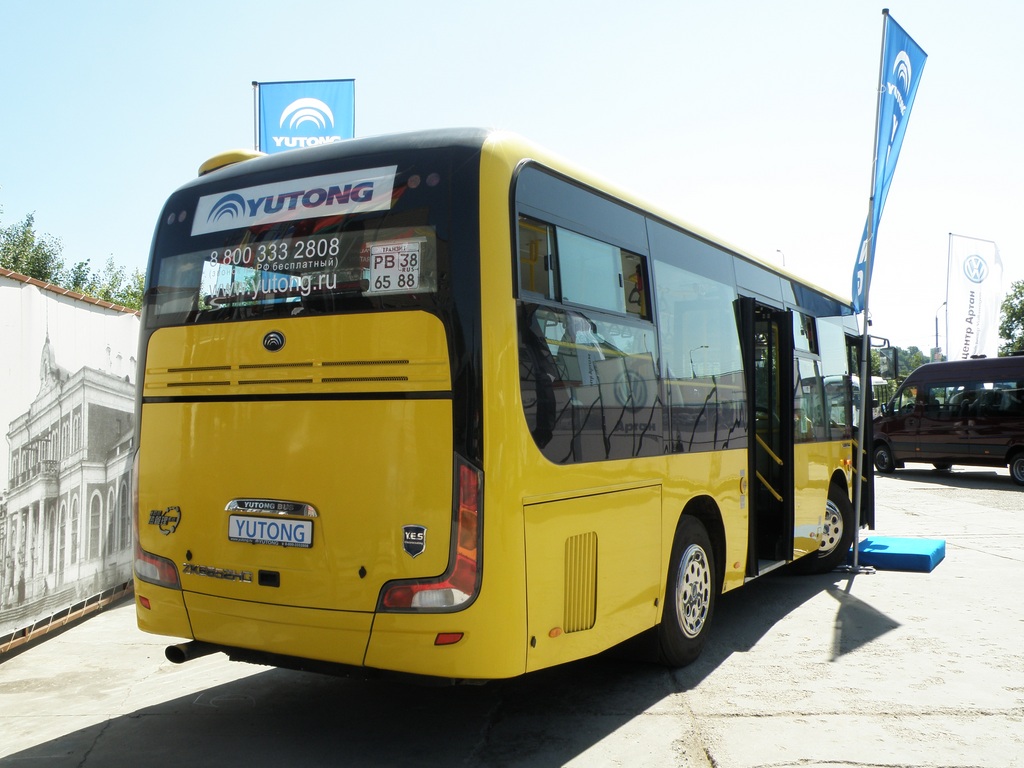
xmin=946 ymin=234 xmax=1004 ymax=360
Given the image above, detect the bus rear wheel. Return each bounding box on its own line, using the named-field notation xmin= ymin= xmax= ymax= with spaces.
xmin=1010 ymin=450 xmax=1024 ymax=487
xmin=657 ymin=516 xmax=716 ymax=667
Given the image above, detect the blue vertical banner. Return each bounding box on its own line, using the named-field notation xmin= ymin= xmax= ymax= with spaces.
xmin=851 ymin=13 xmax=927 ymax=312
xmin=256 ymin=79 xmax=355 ymax=154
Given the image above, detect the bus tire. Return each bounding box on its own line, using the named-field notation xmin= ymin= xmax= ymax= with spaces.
xmin=657 ymin=516 xmax=716 ymax=667
xmin=873 ymin=443 xmax=896 ymax=474
xmin=794 ymin=483 xmax=855 ymax=574
xmin=1010 ymin=450 xmax=1024 ymax=487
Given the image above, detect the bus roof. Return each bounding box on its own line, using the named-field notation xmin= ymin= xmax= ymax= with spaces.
xmin=187 ymin=127 xmax=853 ymax=312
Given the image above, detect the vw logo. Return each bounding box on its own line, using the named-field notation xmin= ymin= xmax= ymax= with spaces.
xmin=262 ymin=331 xmax=286 ymax=352
xmin=962 ymin=254 xmax=989 ymax=284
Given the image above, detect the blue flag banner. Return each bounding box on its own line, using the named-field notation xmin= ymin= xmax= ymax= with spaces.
xmin=257 ymin=79 xmax=355 ymax=154
xmin=851 ymin=14 xmax=927 ymax=312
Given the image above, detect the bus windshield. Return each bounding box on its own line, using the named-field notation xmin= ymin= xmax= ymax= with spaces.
xmin=145 ymin=157 xmax=451 ymax=327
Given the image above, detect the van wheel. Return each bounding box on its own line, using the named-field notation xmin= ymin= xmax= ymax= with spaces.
xmin=657 ymin=517 xmax=716 ymax=667
xmin=1010 ymin=451 xmax=1024 ymax=487
xmin=873 ymin=443 xmax=896 ymax=474
xmin=794 ymin=484 xmax=855 ymax=574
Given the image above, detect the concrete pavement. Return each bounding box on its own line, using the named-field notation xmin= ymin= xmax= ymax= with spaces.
xmin=1 ymin=466 xmax=1022 ymax=767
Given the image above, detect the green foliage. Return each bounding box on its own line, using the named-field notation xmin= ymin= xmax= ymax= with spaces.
xmin=998 ymin=280 xmax=1024 ymax=355
xmin=0 ymin=211 xmax=65 ymax=282
xmin=1 ymin=206 xmax=143 ymax=309
xmin=873 ymin=345 xmax=931 ymax=384
xmin=898 ymin=346 xmax=929 ymax=375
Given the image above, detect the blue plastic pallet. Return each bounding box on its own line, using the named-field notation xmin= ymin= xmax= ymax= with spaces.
xmin=849 ymin=536 xmax=946 ymax=572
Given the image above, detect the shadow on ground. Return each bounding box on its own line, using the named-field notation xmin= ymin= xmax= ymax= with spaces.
xmin=1 ymin=568 xmax=897 ymax=767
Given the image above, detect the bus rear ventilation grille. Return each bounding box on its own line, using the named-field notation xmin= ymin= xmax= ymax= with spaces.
xmin=239 ymin=362 xmax=314 ymax=370
xmin=563 ymin=531 xmax=598 ymax=633
xmin=321 ymin=376 xmax=409 ymax=383
xmin=323 ymin=359 xmax=410 ymax=367
xmin=239 ymin=378 xmax=315 ymax=386
xmin=167 ymin=365 xmax=231 ymax=373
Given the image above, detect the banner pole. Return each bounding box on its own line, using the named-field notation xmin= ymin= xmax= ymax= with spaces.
xmin=252 ymin=81 xmax=259 ymax=151
xmin=850 ymin=8 xmax=890 ymax=573
xmin=945 ymin=232 xmax=952 ymax=360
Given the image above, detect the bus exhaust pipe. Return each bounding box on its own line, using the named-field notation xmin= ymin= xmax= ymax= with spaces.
xmin=165 ymin=641 xmax=218 ymax=665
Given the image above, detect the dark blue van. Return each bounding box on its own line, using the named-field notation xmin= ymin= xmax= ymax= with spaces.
xmin=873 ymin=356 xmax=1024 ymax=485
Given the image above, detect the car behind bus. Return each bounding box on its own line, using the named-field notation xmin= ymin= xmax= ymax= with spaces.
xmin=872 ymin=356 xmax=1024 ymax=485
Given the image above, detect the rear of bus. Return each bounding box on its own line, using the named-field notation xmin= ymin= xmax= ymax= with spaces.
xmin=132 ymin=130 xmax=510 ymax=679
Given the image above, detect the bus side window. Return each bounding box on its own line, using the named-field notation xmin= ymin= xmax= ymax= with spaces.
xmin=621 ymin=250 xmax=650 ymax=320
xmin=794 ymin=358 xmax=827 ymax=442
xmin=518 ymin=217 xmax=556 ymax=299
xmin=518 ymin=304 xmax=561 ymax=448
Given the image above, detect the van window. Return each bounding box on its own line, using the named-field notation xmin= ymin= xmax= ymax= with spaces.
xmin=894 ymin=384 xmax=921 ymax=414
xmin=923 ymin=383 xmax=970 ymax=419
xmin=977 ymin=381 xmax=1024 ymax=416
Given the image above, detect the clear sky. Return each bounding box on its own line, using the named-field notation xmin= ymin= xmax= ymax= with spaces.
xmin=2 ymin=0 xmax=1021 ymax=352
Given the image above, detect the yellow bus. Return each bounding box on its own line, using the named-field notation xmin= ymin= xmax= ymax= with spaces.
xmin=133 ymin=129 xmax=870 ymax=680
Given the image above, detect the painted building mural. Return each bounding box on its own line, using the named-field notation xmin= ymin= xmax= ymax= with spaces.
xmin=1 ymin=270 xmax=139 ymax=639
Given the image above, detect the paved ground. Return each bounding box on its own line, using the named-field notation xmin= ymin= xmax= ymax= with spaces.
xmin=1 ymin=466 xmax=1022 ymax=767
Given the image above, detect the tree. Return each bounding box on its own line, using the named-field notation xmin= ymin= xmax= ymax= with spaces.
xmin=897 ymin=346 xmax=929 ymax=376
xmin=0 ymin=210 xmax=67 ymax=283
xmin=1 ymin=206 xmax=143 ymax=309
xmin=85 ymin=257 xmax=145 ymax=309
xmin=999 ymin=279 xmax=1024 ymax=355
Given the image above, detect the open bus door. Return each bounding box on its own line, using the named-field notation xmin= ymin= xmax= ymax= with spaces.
xmin=738 ymin=297 xmax=795 ymax=577
xmin=850 ymin=333 xmax=876 ymax=530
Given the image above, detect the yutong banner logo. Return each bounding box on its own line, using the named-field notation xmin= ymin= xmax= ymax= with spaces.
xmin=257 ymin=79 xmax=355 ymax=155
xmin=191 ymin=167 xmax=396 ymax=236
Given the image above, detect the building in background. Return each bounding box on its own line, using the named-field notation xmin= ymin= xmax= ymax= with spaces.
xmin=0 ymin=270 xmax=139 ymax=641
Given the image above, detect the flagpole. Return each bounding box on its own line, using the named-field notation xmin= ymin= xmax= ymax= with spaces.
xmin=945 ymin=232 xmax=952 ymax=360
xmin=252 ymin=81 xmax=259 ymax=151
xmin=850 ymin=8 xmax=890 ymax=574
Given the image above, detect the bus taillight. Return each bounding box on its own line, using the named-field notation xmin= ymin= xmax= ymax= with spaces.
xmin=379 ymin=456 xmax=482 ymax=612
xmin=134 ymin=534 xmax=181 ymax=590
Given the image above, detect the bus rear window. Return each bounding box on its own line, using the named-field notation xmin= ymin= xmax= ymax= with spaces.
xmin=149 ymin=224 xmax=437 ymax=322
xmin=146 ymin=154 xmax=455 ymax=327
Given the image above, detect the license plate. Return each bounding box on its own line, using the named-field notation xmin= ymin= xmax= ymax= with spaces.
xmin=229 ymin=514 xmax=313 ymax=548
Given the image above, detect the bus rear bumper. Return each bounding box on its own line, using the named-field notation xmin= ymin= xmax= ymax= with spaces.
xmin=182 ymin=592 xmax=373 ymax=668
xmin=136 ymin=588 xmax=525 ymax=681
xmin=365 ymin=611 xmax=525 ymax=680
xmin=134 ymin=578 xmax=191 ymax=638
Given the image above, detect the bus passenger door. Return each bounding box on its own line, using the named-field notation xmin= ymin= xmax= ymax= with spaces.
xmin=739 ymin=298 xmax=794 ymax=576
xmin=847 ymin=333 xmax=875 ymax=529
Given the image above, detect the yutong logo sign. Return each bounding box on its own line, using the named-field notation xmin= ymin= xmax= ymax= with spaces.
xmin=257 ymin=79 xmax=355 ymax=155
xmin=273 ymin=98 xmax=340 ymax=150
xmin=191 ymin=167 xmax=396 ymax=236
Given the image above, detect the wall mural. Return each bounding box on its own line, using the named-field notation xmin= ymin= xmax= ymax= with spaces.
xmin=1 ymin=271 xmax=139 ymax=641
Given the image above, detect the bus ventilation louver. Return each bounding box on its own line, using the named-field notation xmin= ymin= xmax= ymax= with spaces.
xmin=563 ymin=531 xmax=598 ymax=633
xmin=159 ymin=358 xmax=418 ymax=390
